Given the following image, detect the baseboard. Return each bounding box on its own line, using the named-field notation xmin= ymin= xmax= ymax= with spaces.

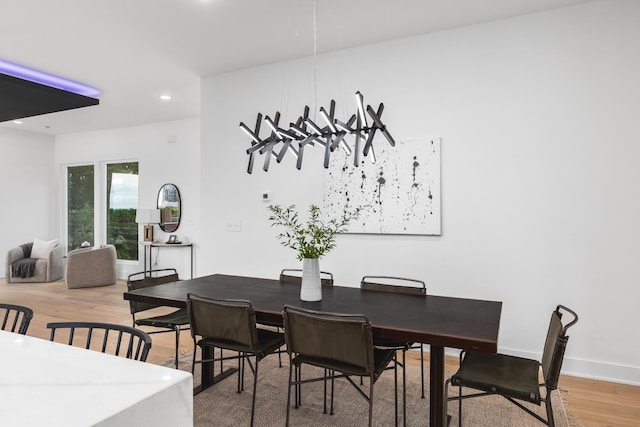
xmin=116 ymin=263 xmax=143 ymax=281
xmin=420 ymin=346 xmax=640 ymax=387
xmin=500 ymin=347 xmax=639 ymax=386
xmin=555 ymin=356 xmax=639 ymax=386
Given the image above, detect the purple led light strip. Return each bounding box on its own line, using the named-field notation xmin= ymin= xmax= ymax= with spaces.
xmin=0 ymin=59 xmax=100 ymax=97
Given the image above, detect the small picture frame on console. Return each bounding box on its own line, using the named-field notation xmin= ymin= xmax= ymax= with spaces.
xmin=143 ymin=225 xmax=154 ymax=242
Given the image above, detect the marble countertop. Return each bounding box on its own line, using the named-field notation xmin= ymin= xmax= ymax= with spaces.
xmin=0 ymin=330 xmax=193 ymax=426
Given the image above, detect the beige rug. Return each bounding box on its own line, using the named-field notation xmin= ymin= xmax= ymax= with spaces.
xmin=166 ymin=352 xmax=572 ymax=427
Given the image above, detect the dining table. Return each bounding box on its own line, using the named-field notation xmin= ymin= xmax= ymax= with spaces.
xmin=124 ymin=273 xmax=502 ymax=427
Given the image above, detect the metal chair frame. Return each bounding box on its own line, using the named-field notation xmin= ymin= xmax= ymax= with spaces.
xmin=187 ymin=294 xmax=285 ymax=427
xmin=47 ymin=321 xmax=152 ymax=362
xmin=283 ymin=305 xmax=398 ymax=427
xmin=360 ymin=275 xmax=427 ymax=426
xmin=446 ymin=304 xmax=578 ymax=427
xmin=0 ymin=303 xmax=33 ymax=335
xmin=269 ymin=269 xmax=335 ymax=368
xmin=127 ymin=269 xmax=190 ymax=369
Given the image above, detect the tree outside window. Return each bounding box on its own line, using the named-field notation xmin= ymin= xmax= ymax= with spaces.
xmin=106 ymin=162 xmax=139 ymax=261
xmin=67 ymin=165 xmax=94 ymax=251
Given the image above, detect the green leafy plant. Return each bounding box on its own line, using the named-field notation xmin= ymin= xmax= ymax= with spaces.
xmin=268 ymin=204 xmax=363 ymax=260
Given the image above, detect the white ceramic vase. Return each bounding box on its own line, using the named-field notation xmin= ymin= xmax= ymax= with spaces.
xmin=300 ymin=258 xmax=322 ymax=301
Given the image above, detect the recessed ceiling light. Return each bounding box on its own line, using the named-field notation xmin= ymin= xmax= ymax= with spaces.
xmin=160 ymin=94 xmax=172 ymax=101
xmin=13 ymin=120 xmax=23 ymax=124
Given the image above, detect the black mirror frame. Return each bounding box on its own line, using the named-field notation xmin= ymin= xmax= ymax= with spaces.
xmin=157 ymin=183 xmax=181 ymax=233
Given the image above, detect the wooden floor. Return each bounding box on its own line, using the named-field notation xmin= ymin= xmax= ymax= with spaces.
xmin=1 ymin=278 xmax=638 ymax=427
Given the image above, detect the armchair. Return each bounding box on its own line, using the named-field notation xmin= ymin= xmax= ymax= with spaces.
xmin=5 ymin=240 xmax=64 ymax=283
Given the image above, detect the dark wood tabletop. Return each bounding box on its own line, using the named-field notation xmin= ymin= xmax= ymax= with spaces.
xmin=124 ymin=273 xmax=502 ymax=426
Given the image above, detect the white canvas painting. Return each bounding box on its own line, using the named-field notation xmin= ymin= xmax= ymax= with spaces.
xmin=323 ymin=138 xmax=441 ymax=235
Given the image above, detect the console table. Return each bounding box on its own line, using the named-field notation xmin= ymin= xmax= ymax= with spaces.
xmin=140 ymin=241 xmax=193 ymax=279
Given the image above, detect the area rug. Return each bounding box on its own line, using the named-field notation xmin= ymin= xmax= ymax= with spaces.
xmin=164 ymin=352 xmax=572 ymax=426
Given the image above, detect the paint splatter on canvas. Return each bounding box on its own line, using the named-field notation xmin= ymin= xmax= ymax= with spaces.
xmin=323 ymin=138 xmax=441 ymax=235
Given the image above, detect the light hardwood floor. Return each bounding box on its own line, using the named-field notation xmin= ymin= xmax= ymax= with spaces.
xmin=1 ymin=278 xmax=638 ymax=426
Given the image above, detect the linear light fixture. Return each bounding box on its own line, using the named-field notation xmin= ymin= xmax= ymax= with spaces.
xmin=239 ymin=92 xmax=395 ymax=173
xmin=0 ymin=59 xmax=101 ymax=97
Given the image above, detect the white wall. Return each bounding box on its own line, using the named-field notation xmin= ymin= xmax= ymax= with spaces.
xmin=200 ymin=0 xmax=640 ymax=385
xmin=55 ymin=118 xmax=201 ymax=279
xmin=0 ymin=128 xmax=56 ymax=277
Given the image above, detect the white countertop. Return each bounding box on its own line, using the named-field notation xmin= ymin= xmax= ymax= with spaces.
xmin=0 ymin=330 xmax=193 ymax=426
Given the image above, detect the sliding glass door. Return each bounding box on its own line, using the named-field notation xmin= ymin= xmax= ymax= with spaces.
xmin=67 ymin=165 xmax=95 ymax=251
xmin=66 ymin=161 xmax=139 ymax=261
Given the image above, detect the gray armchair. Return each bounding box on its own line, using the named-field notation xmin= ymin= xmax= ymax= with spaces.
xmin=65 ymin=244 xmax=117 ymax=289
xmin=5 ymin=242 xmax=64 ymax=283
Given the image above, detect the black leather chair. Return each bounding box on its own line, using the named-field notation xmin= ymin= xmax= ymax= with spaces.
xmin=267 ymin=269 xmax=335 ymax=368
xmin=0 ymin=303 xmax=33 ymax=334
xmin=360 ymin=275 xmax=427 ymax=425
xmin=127 ymin=269 xmax=189 ymax=369
xmin=187 ymin=294 xmax=285 ymax=427
xmin=446 ymin=304 xmax=578 ymax=426
xmin=282 ymin=305 xmax=398 ymax=427
xmin=47 ymin=321 xmax=152 ymax=362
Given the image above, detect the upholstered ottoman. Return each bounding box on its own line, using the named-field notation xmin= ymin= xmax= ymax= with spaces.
xmin=65 ymin=245 xmax=117 ymax=289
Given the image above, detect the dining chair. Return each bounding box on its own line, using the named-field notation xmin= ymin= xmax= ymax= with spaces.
xmin=268 ymin=268 xmax=336 ymax=369
xmin=47 ymin=321 xmax=152 ymax=362
xmin=127 ymin=268 xmax=189 ymax=369
xmin=446 ymin=304 xmax=578 ymax=427
xmin=0 ymin=303 xmax=33 ymax=334
xmin=282 ymin=305 xmax=398 ymax=427
xmin=360 ymin=275 xmax=426 ymax=426
xmin=186 ymin=294 xmax=285 ymax=427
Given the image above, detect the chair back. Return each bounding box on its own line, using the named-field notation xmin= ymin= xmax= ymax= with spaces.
xmin=283 ymin=305 xmax=374 ymax=374
xmin=187 ymin=294 xmax=258 ymax=350
xmin=127 ymin=269 xmax=179 ymax=314
xmin=47 ymin=321 xmax=152 ymax=362
xmin=0 ymin=303 xmax=33 ymax=334
xmin=280 ymin=269 xmax=334 ymax=287
xmin=541 ymin=305 xmax=578 ymax=390
xmin=360 ymin=276 xmax=426 ymax=296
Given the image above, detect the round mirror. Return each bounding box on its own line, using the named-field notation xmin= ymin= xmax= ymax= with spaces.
xmin=157 ymin=183 xmax=181 ymax=233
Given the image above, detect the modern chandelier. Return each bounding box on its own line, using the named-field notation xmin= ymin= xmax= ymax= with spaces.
xmin=240 ymin=91 xmax=396 ymax=173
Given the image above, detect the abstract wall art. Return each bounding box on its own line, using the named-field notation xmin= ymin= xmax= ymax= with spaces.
xmin=323 ymin=138 xmax=441 ymax=235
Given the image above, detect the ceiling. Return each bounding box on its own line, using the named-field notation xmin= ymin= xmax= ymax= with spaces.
xmin=0 ymin=73 xmax=99 ymax=122
xmin=0 ymin=0 xmax=593 ymax=136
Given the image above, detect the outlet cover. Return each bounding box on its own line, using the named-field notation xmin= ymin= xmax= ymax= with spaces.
xmin=226 ymin=221 xmax=241 ymax=232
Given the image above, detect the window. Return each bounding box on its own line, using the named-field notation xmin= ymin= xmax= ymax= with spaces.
xmin=67 ymin=165 xmax=95 ymax=251
xmin=106 ymin=162 xmax=139 ymax=261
